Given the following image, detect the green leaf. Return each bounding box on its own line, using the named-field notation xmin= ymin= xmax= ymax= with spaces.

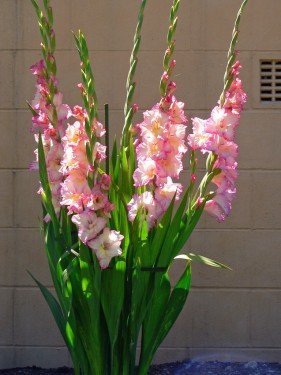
xmin=173 ymin=203 xmax=205 ymax=257
xmin=26 ymin=100 xmax=38 ymax=116
xmin=101 ymin=260 xmax=126 ymax=373
xmin=38 ymin=133 xmax=59 ymax=230
xmin=156 ymin=187 xmax=190 ymax=267
xmin=156 ymin=260 xmax=191 ymax=345
xmin=138 ymin=262 xmax=191 ymax=375
xmin=28 ymin=271 xmax=67 ymax=343
xmin=150 ymin=194 xmax=176 ymax=265
xmin=138 ymin=272 xmax=171 ymax=374
xmin=175 ymin=253 xmax=231 ymax=270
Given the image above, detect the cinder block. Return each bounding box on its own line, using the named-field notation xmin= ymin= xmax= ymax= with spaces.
xmin=15 ymin=50 xmax=45 ymax=110
xmin=250 ymin=291 xmax=281 ymax=347
xmin=14 ymin=288 xmax=65 ymax=346
xmin=0 ymin=52 xmax=15 ymax=109
xmin=237 ymin=112 xmax=281 ymax=170
xmin=14 ymin=229 xmax=51 ymax=287
xmin=0 ymin=230 xmax=15 ymax=286
xmin=0 ymin=171 xmax=14 ymax=227
xmin=23 ymin=1 xmax=190 ymax=52
xmin=0 ymin=288 xmax=13 ymax=346
xmin=0 ymin=0 xmax=16 ymax=49
xmin=190 ymin=229 xmax=281 ymax=288
xmin=205 ymin=52 xmax=251 ymax=110
xmin=14 ymin=170 xmax=41 ymax=228
xmin=140 ymin=0 xmax=190 ymax=52
xmin=16 ymin=110 xmax=37 ymax=170
xmin=190 ymin=348 xmax=281 ymax=363
xmin=151 ymin=347 xmax=191 ymax=365
xmin=161 ymin=297 xmax=192 ymax=348
xmin=15 ymin=346 xmax=68 ymax=368
xmin=0 ymin=109 xmax=37 ymax=169
xmin=190 ymin=290 xmax=250 ymax=348
xmin=190 ymin=0 xmax=280 ymax=52
xmin=252 ymin=171 xmax=281 ymax=229
xmin=203 ymin=0 xmax=281 ymax=52
xmin=0 ymin=347 xmax=15 ymax=369
xmin=0 ymin=111 xmax=17 ymax=168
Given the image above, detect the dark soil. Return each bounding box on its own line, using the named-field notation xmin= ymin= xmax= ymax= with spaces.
xmin=1 ymin=361 xmax=281 ymax=375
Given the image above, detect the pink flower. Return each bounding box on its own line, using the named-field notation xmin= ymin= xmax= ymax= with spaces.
xmin=60 ymin=170 xmax=91 ymax=213
xmin=93 ymin=118 xmax=106 ymax=138
xmin=46 ymin=143 xmax=64 ymax=182
xmin=206 ymin=106 xmax=239 ymax=141
xmin=53 ymin=92 xmax=71 ymax=121
xmin=188 ymin=117 xmax=211 ymax=150
xmin=88 ymin=190 xmax=108 ymax=211
xmin=155 ymin=178 xmax=182 ymax=211
xmin=136 ymin=136 xmax=165 ymax=161
xmin=204 ymin=200 xmax=226 ymax=222
xmin=127 ymin=192 xmax=161 ymax=229
xmin=63 ymin=121 xmax=87 ymax=146
xmin=88 ymin=228 xmax=123 ymax=269
xmin=133 ymin=159 xmax=156 ymax=187
xmin=30 ymin=60 xmax=45 ymax=77
xmin=141 ymin=109 xmax=168 ymax=137
xmin=100 ymin=174 xmax=111 ymax=190
xmin=156 ymin=153 xmax=183 ymax=179
xmin=168 ymin=98 xmax=187 ymax=123
xmin=72 ymin=209 xmax=107 ymax=243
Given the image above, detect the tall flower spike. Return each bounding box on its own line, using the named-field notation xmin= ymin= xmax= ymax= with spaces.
xmin=160 ymin=0 xmax=180 ymax=98
xmin=121 ymin=0 xmax=148 ymax=148
xmin=29 ymin=0 xmax=70 ymax=223
xmin=219 ymin=0 xmax=249 ymax=107
xmin=73 ymin=31 xmax=99 ymax=134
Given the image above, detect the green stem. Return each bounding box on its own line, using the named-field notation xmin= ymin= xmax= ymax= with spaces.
xmin=160 ymin=0 xmax=181 ymax=97
xmin=121 ymin=0 xmax=148 ymax=149
xmin=219 ymin=0 xmax=249 ymax=107
xmin=105 ymin=103 xmax=110 ymax=175
xmin=30 ymin=0 xmax=58 ymax=126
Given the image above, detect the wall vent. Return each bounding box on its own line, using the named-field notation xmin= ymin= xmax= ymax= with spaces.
xmin=260 ymin=60 xmax=281 ymax=103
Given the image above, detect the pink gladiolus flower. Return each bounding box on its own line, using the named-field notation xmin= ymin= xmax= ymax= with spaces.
xmin=63 ymin=121 xmax=87 ymax=146
xmin=133 ymin=159 xmax=157 ymax=187
xmin=46 ymin=143 xmax=64 ymax=182
xmin=127 ymin=192 xmax=160 ymax=229
xmin=60 ymin=170 xmax=91 ymax=213
xmin=168 ymin=98 xmax=187 ymax=123
xmin=156 ymin=153 xmax=183 ymax=179
xmin=88 ymin=190 xmax=108 ymax=211
xmin=187 ymin=61 xmax=246 ymax=222
xmin=72 ymin=209 xmax=107 ymax=243
xmin=93 ymin=118 xmax=106 ymax=138
xmin=205 ymin=106 xmax=239 ymax=141
xmin=204 ymin=200 xmax=226 ymax=222
xmin=155 ymin=178 xmax=182 ymax=211
xmin=30 ymin=60 xmax=46 ymax=77
xmin=100 ymin=174 xmax=111 ymax=190
xmin=88 ymin=228 xmax=123 ymax=269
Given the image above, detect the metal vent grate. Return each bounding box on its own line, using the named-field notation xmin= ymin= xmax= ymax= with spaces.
xmin=260 ymin=60 xmax=281 ymax=102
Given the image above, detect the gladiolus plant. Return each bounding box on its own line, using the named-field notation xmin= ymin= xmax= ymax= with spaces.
xmin=28 ymin=0 xmax=248 ymax=374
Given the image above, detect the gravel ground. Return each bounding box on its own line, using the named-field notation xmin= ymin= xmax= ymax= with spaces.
xmin=1 ymin=361 xmax=281 ymax=374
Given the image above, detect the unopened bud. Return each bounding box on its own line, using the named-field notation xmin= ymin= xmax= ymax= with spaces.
xmin=160 ymin=94 xmax=173 ymax=111
xmin=77 ymin=83 xmax=85 ymax=94
xmin=167 ymin=81 xmax=176 ymax=95
xmin=161 ymin=72 xmax=169 ymax=83
xmin=191 ymin=174 xmax=197 ymax=183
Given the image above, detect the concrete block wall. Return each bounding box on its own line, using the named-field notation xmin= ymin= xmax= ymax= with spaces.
xmin=0 ymin=0 xmax=281 ymax=368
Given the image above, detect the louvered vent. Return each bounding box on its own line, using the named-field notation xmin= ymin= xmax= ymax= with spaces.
xmin=260 ymin=60 xmax=281 ymax=102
